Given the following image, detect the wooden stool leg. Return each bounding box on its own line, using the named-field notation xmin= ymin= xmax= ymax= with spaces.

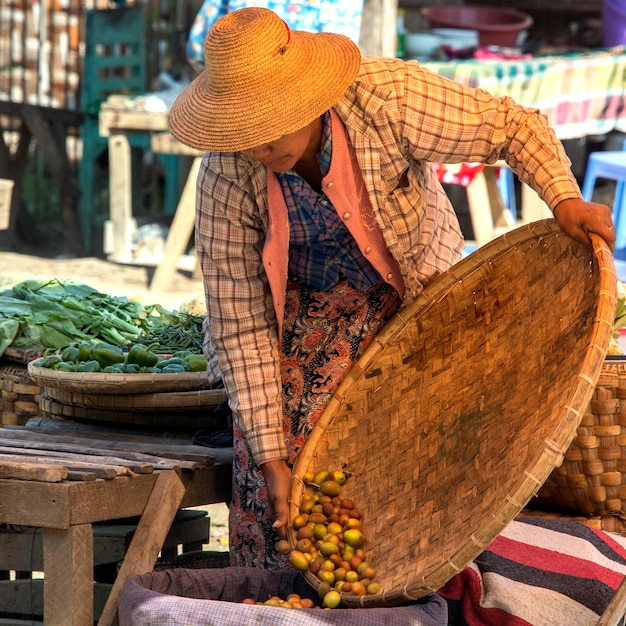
xmin=43 ymin=524 xmax=94 ymax=626
xmin=97 ymin=470 xmax=185 ymax=626
xmin=520 ymin=182 xmax=552 ymax=224
xmin=466 ymin=170 xmax=495 ymax=247
xmin=105 ymin=133 xmax=136 ymax=263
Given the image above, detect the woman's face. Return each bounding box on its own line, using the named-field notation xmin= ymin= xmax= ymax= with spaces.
xmin=244 ymin=116 xmax=322 ymax=172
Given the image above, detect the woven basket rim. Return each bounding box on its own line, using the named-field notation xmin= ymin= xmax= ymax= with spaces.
xmin=44 ymin=386 xmax=227 ymax=409
xmin=27 ymin=359 xmax=211 ymax=394
xmin=289 ymin=219 xmax=616 ymax=607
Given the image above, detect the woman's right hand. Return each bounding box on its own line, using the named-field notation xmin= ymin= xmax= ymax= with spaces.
xmin=260 ymin=458 xmax=292 ymax=541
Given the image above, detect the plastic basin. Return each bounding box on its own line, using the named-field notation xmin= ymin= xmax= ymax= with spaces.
xmin=421 ymin=5 xmax=533 ymax=47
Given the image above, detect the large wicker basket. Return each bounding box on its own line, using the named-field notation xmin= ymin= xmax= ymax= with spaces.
xmin=533 ymin=359 xmax=626 ymax=517
xmin=288 ymin=220 xmax=616 ymax=608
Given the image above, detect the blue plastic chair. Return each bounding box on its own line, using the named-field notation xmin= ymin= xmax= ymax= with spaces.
xmin=581 ymin=139 xmax=626 ymax=250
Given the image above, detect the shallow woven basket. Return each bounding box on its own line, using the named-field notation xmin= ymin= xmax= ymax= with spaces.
xmin=27 ymin=361 xmax=211 ymax=394
xmin=533 ymin=359 xmax=626 ymax=517
xmin=39 ymin=393 xmax=227 ymax=430
xmin=43 ymin=386 xmax=226 ymax=410
xmin=288 ymin=220 xmax=616 ymax=608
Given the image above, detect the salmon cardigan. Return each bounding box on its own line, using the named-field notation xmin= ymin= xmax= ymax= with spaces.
xmin=262 ymin=109 xmax=405 ymax=338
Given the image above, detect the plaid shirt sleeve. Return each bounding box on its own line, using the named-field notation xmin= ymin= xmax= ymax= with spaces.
xmin=335 ymin=57 xmax=581 ymax=300
xmin=195 ymin=154 xmax=287 ymax=465
xmin=357 ymin=57 xmax=580 ymax=208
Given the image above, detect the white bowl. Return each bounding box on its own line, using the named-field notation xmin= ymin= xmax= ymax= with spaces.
xmin=430 ymin=28 xmax=479 ymax=50
xmin=404 ymin=32 xmax=442 ymax=58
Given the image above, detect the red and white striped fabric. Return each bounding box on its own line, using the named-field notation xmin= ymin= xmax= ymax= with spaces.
xmin=438 ymin=517 xmax=626 ymax=626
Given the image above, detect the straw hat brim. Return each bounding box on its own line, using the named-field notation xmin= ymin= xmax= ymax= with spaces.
xmin=168 ymin=30 xmax=361 ymax=152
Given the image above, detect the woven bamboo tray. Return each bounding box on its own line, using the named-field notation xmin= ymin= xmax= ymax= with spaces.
xmin=43 ymin=386 xmax=226 ymax=411
xmin=533 ymin=359 xmax=626 ymax=517
xmin=288 ymin=220 xmax=616 ymax=608
xmin=39 ymin=394 xmax=227 ymax=430
xmin=27 ymin=360 xmax=211 ymax=394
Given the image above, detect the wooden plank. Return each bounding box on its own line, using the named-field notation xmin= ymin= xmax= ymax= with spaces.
xmin=43 ymin=524 xmax=93 ymax=626
xmin=97 ymin=470 xmax=185 ymax=626
xmin=67 ymin=470 xmax=97 ymax=482
xmin=67 ymin=475 xmax=164 ymax=527
xmin=98 ymin=109 xmax=168 ymax=137
xmin=151 ymin=132 xmax=204 ymax=157
xmin=0 ymin=474 xmax=159 ymax=528
xmin=0 ymin=480 xmax=71 ymax=528
xmin=0 ymin=453 xmax=132 ymax=479
xmin=0 ymin=460 xmax=67 ymax=482
xmin=0 ymin=445 xmax=154 ymax=471
xmin=3 ymin=425 xmax=230 ymax=465
xmin=0 ymin=437 xmax=201 ymax=470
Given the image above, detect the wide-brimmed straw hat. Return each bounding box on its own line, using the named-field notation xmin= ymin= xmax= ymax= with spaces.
xmin=168 ymin=7 xmax=361 ymax=152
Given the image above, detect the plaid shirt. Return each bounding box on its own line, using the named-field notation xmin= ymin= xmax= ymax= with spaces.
xmin=194 ymin=56 xmax=581 ymax=465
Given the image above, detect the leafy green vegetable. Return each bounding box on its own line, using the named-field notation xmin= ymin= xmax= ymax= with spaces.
xmin=0 ymin=278 xmax=179 ymax=356
xmin=0 ymin=319 xmax=19 ymax=354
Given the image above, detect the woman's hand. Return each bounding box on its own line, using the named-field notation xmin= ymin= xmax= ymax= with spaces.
xmin=553 ymin=198 xmax=616 ymax=251
xmin=260 ymin=458 xmax=292 ymax=541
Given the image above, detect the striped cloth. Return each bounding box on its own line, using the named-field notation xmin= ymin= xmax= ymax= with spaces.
xmin=439 ymin=517 xmax=626 ymax=625
xmin=423 ymin=49 xmax=626 ymax=140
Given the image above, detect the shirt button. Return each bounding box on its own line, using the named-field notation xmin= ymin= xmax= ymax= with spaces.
xmin=327 ymin=181 xmax=334 ymax=188
xmin=343 ymin=211 xmax=351 ymax=220
xmin=364 ymin=246 xmax=372 ymax=254
xmin=386 ymin=273 xmax=394 ymax=281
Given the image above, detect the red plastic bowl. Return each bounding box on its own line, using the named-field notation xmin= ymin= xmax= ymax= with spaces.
xmin=420 ymin=5 xmax=533 ymax=47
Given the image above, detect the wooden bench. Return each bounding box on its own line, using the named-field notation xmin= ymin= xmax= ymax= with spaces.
xmin=0 ymin=509 xmax=210 ymax=622
xmin=0 ymin=423 xmax=232 ymax=626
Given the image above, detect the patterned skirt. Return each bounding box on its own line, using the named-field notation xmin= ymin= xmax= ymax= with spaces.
xmin=229 ymin=279 xmax=401 ymax=569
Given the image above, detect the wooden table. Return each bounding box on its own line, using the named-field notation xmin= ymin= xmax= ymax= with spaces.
xmin=0 ymin=423 xmax=232 ymax=626
xmin=98 ymin=95 xmax=204 ymax=293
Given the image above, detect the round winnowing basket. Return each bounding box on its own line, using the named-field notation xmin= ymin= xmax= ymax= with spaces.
xmin=26 ymin=362 xmax=211 ymax=394
xmin=533 ymin=360 xmax=626 ymax=517
xmin=288 ymin=220 xmax=616 ymax=608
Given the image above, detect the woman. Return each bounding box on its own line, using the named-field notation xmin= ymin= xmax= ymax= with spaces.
xmin=169 ymin=7 xmax=615 ymax=569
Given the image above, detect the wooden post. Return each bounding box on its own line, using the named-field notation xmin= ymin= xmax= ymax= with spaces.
xmin=359 ymin=0 xmax=398 ymax=57
xmin=105 ymin=133 xmax=136 ymax=263
xmin=43 ymin=524 xmax=94 ymax=626
xmin=97 ymin=470 xmax=186 ymax=626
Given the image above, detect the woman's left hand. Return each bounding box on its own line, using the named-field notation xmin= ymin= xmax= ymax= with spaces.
xmin=553 ymin=198 xmax=616 ymax=251
xmin=260 ymin=458 xmax=292 ymax=541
